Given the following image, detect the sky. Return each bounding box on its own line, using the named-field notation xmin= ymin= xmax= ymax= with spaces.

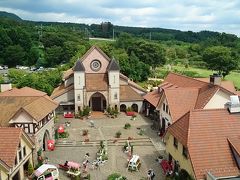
xmin=0 ymin=0 xmax=240 ymax=36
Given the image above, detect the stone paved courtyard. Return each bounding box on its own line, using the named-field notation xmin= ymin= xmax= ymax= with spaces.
xmin=45 ymin=113 xmax=166 ymax=180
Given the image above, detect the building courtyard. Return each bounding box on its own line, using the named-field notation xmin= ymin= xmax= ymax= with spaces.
xmin=45 ymin=113 xmax=166 ymax=180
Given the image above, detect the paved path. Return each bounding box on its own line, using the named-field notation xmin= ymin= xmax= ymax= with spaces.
xmin=46 ymin=113 xmax=166 ymax=179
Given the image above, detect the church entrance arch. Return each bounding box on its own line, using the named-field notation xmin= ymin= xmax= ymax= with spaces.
xmin=89 ymin=92 xmax=106 ymax=111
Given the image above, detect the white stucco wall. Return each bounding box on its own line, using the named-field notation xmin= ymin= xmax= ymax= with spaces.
xmin=109 ymin=88 xmax=120 ymax=105
xmin=64 ymin=76 xmax=74 ymax=87
xmin=159 ymin=97 xmax=172 ymax=128
xmin=11 ymin=110 xmax=33 ymax=123
xmin=108 ymin=71 xmax=119 ymax=88
xmin=29 ymin=118 xmax=54 ymax=154
xmin=54 ymin=89 xmax=74 ymax=103
xmin=120 ymin=101 xmax=143 ymax=112
xmin=204 ymin=90 xmax=231 ymax=109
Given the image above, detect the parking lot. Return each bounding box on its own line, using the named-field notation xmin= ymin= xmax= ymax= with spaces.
xmin=45 ymin=113 xmax=166 ymax=180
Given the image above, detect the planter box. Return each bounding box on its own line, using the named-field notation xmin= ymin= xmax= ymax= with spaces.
xmin=64 ymin=112 xmax=74 ymax=118
xmin=126 ymin=112 xmax=135 ymax=116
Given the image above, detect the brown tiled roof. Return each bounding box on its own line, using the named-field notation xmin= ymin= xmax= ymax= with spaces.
xmin=120 ymin=73 xmax=147 ymax=93
xmin=0 ymin=87 xmax=58 ymax=126
xmin=86 ymin=73 xmax=108 ymax=91
xmin=0 ymin=128 xmax=21 ymax=167
xmin=165 ymin=88 xmax=199 ymax=122
xmin=63 ymin=68 xmax=73 ymax=80
xmin=0 ymin=87 xmax=46 ymax=97
xmin=167 ymin=109 xmax=240 ymax=179
xmin=51 ymin=84 xmax=74 ymax=99
xmin=195 ymin=78 xmax=236 ymax=93
xmin=120 ymin=85 xmax=143 ymax=101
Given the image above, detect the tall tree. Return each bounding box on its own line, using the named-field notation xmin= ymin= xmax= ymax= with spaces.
xmin=4 ymin=45 xmax=25 ymax=67
xmin=203 ymin=46 xmax=238 ymax=77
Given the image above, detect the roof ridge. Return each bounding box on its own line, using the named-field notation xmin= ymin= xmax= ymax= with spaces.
xmin=192 ymin=108 xmax=227 ymax=112
xmin=80 ymin=45 xmax=111 ymax=62
xmin=168 ymin=72 xmax=209 ymax=85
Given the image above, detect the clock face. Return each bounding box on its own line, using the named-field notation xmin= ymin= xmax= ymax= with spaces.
xmin=91 ymin=60 xmax=101 ymax=71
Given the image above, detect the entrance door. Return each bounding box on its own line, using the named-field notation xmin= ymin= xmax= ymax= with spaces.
xmin=92 ymin=97 xmax=101 ymax=111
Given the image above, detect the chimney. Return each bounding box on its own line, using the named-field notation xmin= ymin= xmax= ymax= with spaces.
xmin=0 ymin=83 xmax=12 ymax=92
xmin=210 ymin=74 xmax=222 ymax=86
xmin=226 ymin=95 xmax=240 ymax=113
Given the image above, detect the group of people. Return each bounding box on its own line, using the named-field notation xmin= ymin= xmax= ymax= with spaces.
xmin=147 ymin=169 xmax=155 ymax=180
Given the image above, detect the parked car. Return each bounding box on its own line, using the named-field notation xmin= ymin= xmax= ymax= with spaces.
xmin=3 ymin=65 xmax=8 ymax=69
xmin=0 ymin=66 xmax=3 ymax=70
xmin=30 ymin=164 xmax=59 ymax=180
xmin=30 ymin=66 xmax=37 ymax=71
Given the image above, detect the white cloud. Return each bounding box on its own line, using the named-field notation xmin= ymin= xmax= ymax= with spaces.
xmin=0 ymin=0 xmax=240 ymax=36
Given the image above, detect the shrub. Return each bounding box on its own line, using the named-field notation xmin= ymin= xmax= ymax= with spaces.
xmin=126 ymin=106 xmax=132 ymax=112
xmin=107 ymin=173 xmax=127 ymax=180
xmin=27 ymin=162 xmax=34 ymax=175
xmin=83 ymin=106 xmax=91 ymax=116
xmin=138 ymin=129 xmax=145 ymax=136
xmin=116 ymin=131 xmax=122 ymax=138
xmin=58 ymin=132 xmax=69 ymax=138
xmin=124 ymin=123 xmax=131 ymax=129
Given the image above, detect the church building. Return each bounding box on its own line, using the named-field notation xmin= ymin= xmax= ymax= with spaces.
xmin=51 ymin=46 xmax=147 ymax=113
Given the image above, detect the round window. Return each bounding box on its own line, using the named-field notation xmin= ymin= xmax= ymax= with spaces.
xmin=90 ymin=60 xmax=101 ymax=71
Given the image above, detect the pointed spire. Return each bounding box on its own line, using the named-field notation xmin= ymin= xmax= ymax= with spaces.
xmin=108 ymin=58 xmax=120 ymax=71
xmin=73 ymin=60 xmax=85 ymax=71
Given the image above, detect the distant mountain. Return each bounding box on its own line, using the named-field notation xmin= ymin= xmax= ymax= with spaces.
xmin=0 ymin=11 xmax=22 ymax=21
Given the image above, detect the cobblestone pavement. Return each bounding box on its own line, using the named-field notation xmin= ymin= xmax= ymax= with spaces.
xmin=45 ymin=113 xmax=166 ymax=180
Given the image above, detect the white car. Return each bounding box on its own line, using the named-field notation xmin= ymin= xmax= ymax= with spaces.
xmin=31 ymin=164 xmax=59 ymax=180
xmin=0 ymin=66 xmax=3 ymax=70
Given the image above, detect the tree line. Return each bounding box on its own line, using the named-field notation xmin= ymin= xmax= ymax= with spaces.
xmin=0 ymin=16 xmax=240 ymax=95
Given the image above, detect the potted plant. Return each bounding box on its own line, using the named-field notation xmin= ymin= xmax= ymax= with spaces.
xmin=131 ymin=114 xmax=137 ymax=120
xmin=82 ymin=129 xmax=89 ymax=136
xmin=124 ymin=123 xmax=131 ymax=129
xmin=116 ymin=131 xmax=122 ymax=138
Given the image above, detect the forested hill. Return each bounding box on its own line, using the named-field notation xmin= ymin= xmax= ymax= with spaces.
xmin=0 ymin=12 xmax=240 ymax=94
xmin=0 ymin=11 xmax=22 ymax=21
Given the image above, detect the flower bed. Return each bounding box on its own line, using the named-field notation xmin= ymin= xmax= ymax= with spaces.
xmin=126 ymin=111 xmax=135 ymax=116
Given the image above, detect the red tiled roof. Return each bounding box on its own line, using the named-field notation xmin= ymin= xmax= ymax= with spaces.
xmin=144 ymin=72 xmax=235 ymax=113
xmin=228 ymin=136 xmax=240 ymax=157
xmin=195 ymin=78 xmax=236 ymax=93
xmin=165 ymin=72 xmax=207 ymax=88
xmin=167 ymin=109 xmax=240 ymax=179
xmin=0 ymin=128 xmax=22 ymax=167
xmin=143 ymin=89 xmax=162 ymax=107
xmin=165 ymin=88 xmax=199 ymax=122
xmin=167 ymin=112 xmax=190 ymax=147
